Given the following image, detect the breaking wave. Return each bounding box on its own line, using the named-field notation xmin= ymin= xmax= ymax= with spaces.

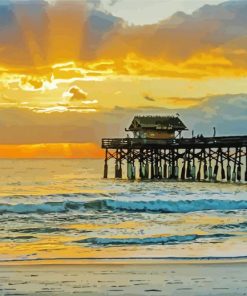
xmin=213 ymin=221 xmax=247 ymax=230
xmin=1 ymin=199 xmax=247 ymax=214
xmin=101 ymin=199 xmax=247 ymax=213
xmin=0 ymin=201 xmax=84 ymax=214
xmin=74 ymin=233 xmax=233 ymax=246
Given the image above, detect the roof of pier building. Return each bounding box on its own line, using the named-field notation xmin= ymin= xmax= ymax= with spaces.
xmin=128 ymin=116 xmax=187 ymax=132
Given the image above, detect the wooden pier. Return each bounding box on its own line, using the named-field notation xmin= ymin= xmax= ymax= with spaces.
xmin=102 ymin=136 xmax=247 ymax=182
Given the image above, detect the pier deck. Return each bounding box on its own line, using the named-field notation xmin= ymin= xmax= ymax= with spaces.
xmin=102 ymin=135 xmax=247 ymax=182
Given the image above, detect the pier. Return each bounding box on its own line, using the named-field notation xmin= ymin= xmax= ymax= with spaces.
xmin=102 ymin=116 xmax=247 ymax=182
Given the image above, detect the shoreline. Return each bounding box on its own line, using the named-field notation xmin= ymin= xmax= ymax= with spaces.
xmin=1 ymin=256 xmax=247 ymax=266
xmin=1 ymin=261 xmax=247 ymax=295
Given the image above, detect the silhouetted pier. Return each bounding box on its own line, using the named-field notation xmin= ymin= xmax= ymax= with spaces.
xmin=102 ymin=136 xmax=247 ymax=182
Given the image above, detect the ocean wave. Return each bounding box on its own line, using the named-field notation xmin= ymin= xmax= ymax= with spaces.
xmin=2 ymin=192 xmax=112 ymax=199
xmin=0 ymin=201 xmax=84 ymax=214
xmin=1 ymin=199 xmax=247 ymax=214
xmin=88 ymin=199 xmax=247 ymax=213
xmin=10 ymin=227 xmax=92 ymax=234
xmin=0 ymin=235 xmax=36 ymax=241
xmin=74 ymin=233 xmax=233 ymax=246
xmin=213 ymin=221 xmax=247 ymax=230
xmin=11 ymin=227 xmax=72 ymax=234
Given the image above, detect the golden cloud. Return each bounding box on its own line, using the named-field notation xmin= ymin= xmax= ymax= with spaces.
xmin=62 ymin=85 xmax=99 ymax=107
xmin=0 ymin=0 xmax=246 ymax=80
xmin=19 ymin=75 xmax=57 ymax=92
xmin=32 ymin=106 xmax=97 ymax=114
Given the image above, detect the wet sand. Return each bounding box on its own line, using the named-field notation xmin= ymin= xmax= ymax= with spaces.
xmin=0 ymin=262 xmax=247 ymax=295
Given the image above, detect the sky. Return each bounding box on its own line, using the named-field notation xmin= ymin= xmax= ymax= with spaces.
xmin=100 ymin=0 xmax=226 ymax=25
xmin=0 ymin=0 xmax=246 ymax=158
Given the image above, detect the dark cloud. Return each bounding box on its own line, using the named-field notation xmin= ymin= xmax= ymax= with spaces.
xmin=144 ymin=95 xmax=156 ymax=102
xmin=65 ymin=86 xmax=88 ymax=101
xmin=0 ymin=93 xmax=245 ymax=144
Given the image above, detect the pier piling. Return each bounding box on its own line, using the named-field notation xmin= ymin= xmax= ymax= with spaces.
xmin=102 ymin=136 xmax=247 ymax=182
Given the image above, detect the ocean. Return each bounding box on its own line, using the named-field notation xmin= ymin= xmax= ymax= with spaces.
xmin=0 ymin=159 xmax=246 ymax=264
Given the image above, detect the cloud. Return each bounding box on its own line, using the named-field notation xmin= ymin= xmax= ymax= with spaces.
xmin=62 ymin=86 xmax=98 ymax=105
xmin=0 ymin=0 xmax=246 ymax=151
xmin=33 ymin=106 xmax=97 ymax=114
xmin=163 ymin=97 xmax=206 ymax=108
xmin=19 ymin=76 xmax=57 ymax=92
xmin=144 ymin=95 xmax=155 ymax=102
xmin=142 ymin=94 xmax=206 ymax=107
xmin=20 ymin=77 xmax=43 ymax=91
xmin=0 ymin=93 xmax=245 ymax=145
xmin=63 ymin=86 xmax=88 ymax=101
xmin=0 ymin=0 xmax=247 ymax=78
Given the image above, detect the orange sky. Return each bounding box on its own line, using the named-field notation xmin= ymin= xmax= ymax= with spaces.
xmin=0 ymin=0 xmax=246 ymax=158
xmin=0 ymin=143 xmax=104 ymax=159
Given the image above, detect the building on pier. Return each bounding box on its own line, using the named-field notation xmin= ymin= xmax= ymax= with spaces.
xmin=125 ymin=116 xmax=187 ymax=139
xmin=102 ymin=115 xmax=247 ymax=182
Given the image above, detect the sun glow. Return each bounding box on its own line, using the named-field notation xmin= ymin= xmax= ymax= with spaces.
xmin=0 ymin=143 xmax=104 ymax=159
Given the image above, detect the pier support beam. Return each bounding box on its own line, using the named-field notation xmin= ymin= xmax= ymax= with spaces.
xmin=163 ymin=150 xmax=167 ymax=179
xmin=213 ymin=148 xmax=220 ymax=182
xmin=150 ymin=150 xmax=154 ymax=179
xmin=181 ymin=150 xmax=186 ymax=180
xmin=102 ymin=136 xmax=247 ymax=182
xmin=208 ymin=150 xmax=213 ymax=181
xmin=191 ymin=149 xmax=196 ymax=181
xmin=227 ymin=148 xmax=231 ymax=182
xmin=115 ymin=149 xmax=122 ymax=179
xmin=145 ymin=161 xmax=149 ymax=179
xmin=103 ymin=149 xmax=108 ymax=179
xmin=232 ymin=148 xmax=237 ymax=182
xmin=245 ymin=147 xmax=247 ymax=182
xmin=203 ymin=150 xmax=208 ymax=180
xmin=197 ymin=151 xmax=202 ymax=181
xmin=220 ymin=149 xmax=226 ymax=180
xmin=237 ymin=148 xmax=241 ymax=182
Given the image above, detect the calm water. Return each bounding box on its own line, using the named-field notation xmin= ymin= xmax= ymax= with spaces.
xmin=0 ymin=159 xmax=246 ymax=263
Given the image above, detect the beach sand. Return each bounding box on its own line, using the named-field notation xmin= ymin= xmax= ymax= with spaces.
xmin=0 ymin=261 xmax=247 ymax=295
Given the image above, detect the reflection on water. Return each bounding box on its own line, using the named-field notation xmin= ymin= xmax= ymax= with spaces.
xmin=0 ymin=159 xmax=246 ymax=263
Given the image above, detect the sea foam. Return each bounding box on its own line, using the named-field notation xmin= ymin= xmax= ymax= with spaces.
xmin=103 ymin=199 xmax=247 ymax=213
xmin=75 ymin=233 xmax=233 ymax=246
xmin=1 ymin=199 xmax=247 ymax=214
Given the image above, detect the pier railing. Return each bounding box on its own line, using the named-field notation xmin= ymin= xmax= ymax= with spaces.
xmin=102 ymin=136 xmax=247 ymax=149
